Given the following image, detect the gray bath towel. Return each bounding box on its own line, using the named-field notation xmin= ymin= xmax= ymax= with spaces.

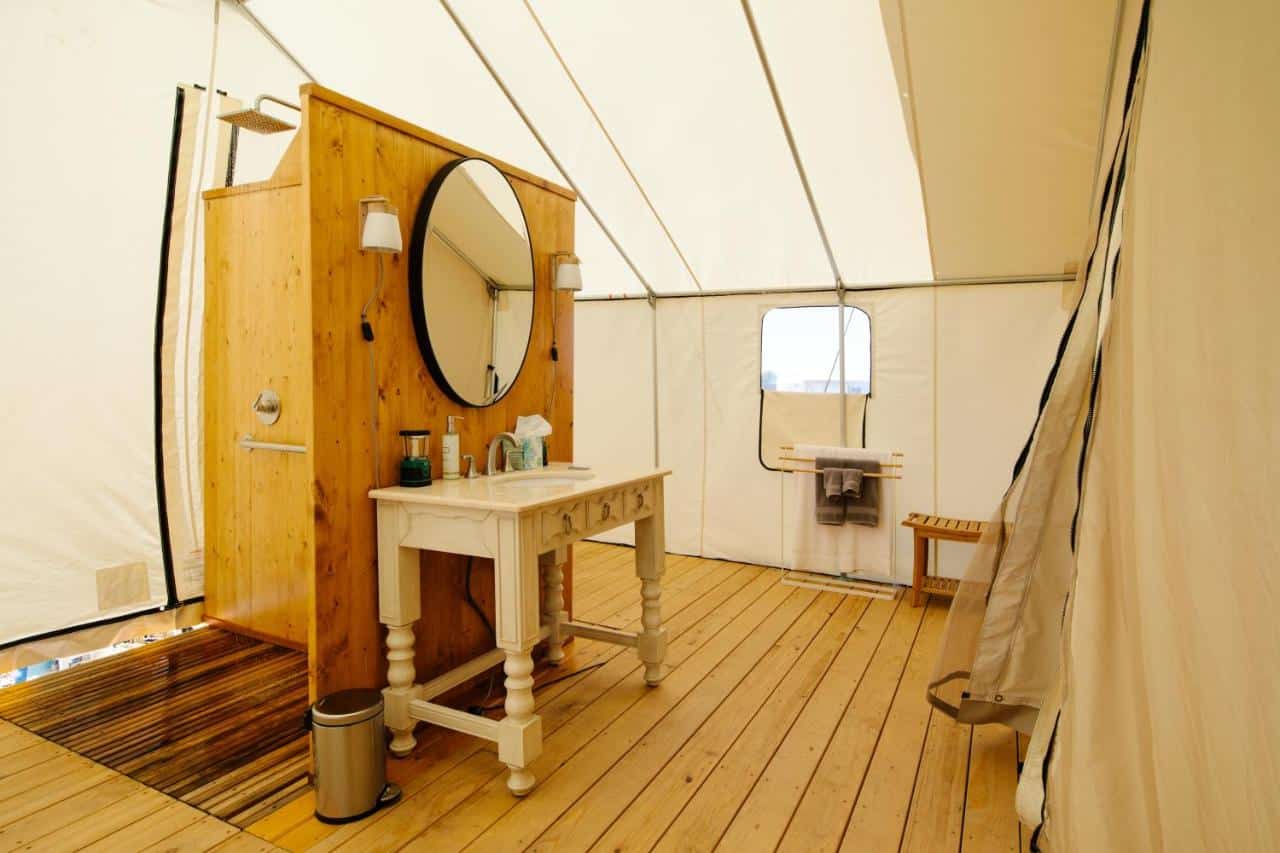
xmin=842 ymin=468 xmax=864 ymax=499
xmin=815 ymin=457 xmax=846 ymax=525
xmin=844 ymin=459 xmax=881 ymax=527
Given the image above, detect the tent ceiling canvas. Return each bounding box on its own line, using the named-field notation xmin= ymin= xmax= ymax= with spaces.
xmin=0 ymin=0 xmax=1121 ymax=649
xmin=247 ymin=0 xmax=1120 ymax=296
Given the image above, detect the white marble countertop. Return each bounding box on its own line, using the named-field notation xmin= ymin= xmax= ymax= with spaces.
xmin=368 ymin=462 xmax=670 ymax=513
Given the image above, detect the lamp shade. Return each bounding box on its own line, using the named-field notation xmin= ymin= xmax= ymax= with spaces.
xmin=554 ymin=255 xmax=583 ymax=291
xmin=361 ymin=210 xmax=402 ymax=253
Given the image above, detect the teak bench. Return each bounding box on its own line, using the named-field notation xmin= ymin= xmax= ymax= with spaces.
xmin=901 ymin=513 xmax=988 ymax=606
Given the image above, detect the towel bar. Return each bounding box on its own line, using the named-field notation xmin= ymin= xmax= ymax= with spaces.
xmin=779 ymin=454 xmax=902 ymax=469
xmin=781 ymin=468 xmax=901 ymax=480
xmin=239 ymin=434 xmax=307 ymax=454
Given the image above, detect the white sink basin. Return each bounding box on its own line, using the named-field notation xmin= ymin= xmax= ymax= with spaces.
xmin=490 ymin=469 xmax=595 ymax=489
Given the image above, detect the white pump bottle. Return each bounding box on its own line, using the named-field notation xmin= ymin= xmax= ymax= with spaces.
xmin=442 ymin=415 xmax=463 ymax=480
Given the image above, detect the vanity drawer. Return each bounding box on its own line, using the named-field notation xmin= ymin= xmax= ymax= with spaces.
xmin=625 ymin=482 xmax=655 ymax=518
xmin=587 ymin=490 xmax=625 ymax=528
xmin=538 ymin=500 xmax=588 ymax=550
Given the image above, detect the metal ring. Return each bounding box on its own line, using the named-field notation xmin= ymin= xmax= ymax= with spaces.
xmin=602 ymin=502 xmax=611 ymax=520
xmin=635 ymin=492 xmax=645 ymax=509
xmin=562 ymin=513 xmax=573 ymax=534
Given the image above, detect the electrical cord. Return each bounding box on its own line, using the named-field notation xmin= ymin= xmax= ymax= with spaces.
xmin=462 ymin=555 xmax=602 ymax=715
xmin=463 ymin=556 xmax=499 ymax=714
xmin=362 ymin=255 xmax=384 ymax=488
xmin=463 ymin=556 xmax=495 ymax=639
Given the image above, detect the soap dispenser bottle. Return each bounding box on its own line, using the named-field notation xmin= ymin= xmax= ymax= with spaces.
xmin=442 ymin=416 xmax=463 ymax=480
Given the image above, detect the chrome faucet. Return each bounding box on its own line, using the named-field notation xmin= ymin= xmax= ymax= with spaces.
xmin=486 ymin=432 xmax=519 ymax=476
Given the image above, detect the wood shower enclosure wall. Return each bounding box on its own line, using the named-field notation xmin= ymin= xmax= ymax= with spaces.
xmin=204 ymin=85 xmax=576 ymax=699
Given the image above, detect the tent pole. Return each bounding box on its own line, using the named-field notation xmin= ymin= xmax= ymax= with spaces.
xmin=741 ymin=0 xmax=842 ymax=289
xmin=573 ymin=272 xmax=1074 ymax=301
xmin=440 ymin=0 xmax=657 ymax=299
xmin=1086 ymin=0 xmax=1127 ymax=228
xmin=650 ymin=297 xmax=661 ymax=468
xmin=838 ymin=288 xmax=848 ymax=446
xmin=523 ymin=1 xmax=702 ymax=294
xmin=232 ymin=1 xmax=317 ymax=83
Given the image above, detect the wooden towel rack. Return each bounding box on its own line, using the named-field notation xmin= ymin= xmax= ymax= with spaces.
xmin=778 ymin=447 xmax=904 ymax=480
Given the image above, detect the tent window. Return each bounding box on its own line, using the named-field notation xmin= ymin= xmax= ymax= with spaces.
xmin=760 ymin=305 xmax=870 ymax=394
xmin=758 ymin=305 xmax=871 ymax=470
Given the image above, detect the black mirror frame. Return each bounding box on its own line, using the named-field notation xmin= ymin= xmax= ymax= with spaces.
xmin=407 ymin=157 xmax=536 ymax=408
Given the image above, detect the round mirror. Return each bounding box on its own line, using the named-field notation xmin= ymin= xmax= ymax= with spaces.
xmin=409 ymin=158 xmax=535 ymax=406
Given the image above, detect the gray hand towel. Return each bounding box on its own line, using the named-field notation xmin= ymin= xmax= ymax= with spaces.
xmin=815 ymin=457 xmax=846 ymax=525
xmin=842 ymin=468 xmax=864 ymax=499
xmin=844 ymin=459 xmax=881 ymax=527
xmin=823 ymin=467 xmax=844 ymax=499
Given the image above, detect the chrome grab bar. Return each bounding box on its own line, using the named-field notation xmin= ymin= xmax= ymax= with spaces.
xmin=239 ymin=434 xmax=307 ymax=454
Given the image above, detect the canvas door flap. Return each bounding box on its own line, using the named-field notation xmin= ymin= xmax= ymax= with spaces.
xmin=926 ymin=1 xmax=1146 ymax=726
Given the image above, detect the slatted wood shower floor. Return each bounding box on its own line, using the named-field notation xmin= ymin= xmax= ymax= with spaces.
xmin=0 ymin=627 xmax=309 ymax=829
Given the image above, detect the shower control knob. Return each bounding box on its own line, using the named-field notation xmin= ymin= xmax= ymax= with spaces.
xmin=252 ymin=389 xmax=282 ymax=425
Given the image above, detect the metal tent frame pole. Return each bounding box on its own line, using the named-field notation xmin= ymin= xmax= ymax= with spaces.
xmin=522 ymin=0 xmax=702 ymax=295
xmin=574 ymin=272 xmax=1074 ymax=302
xmin=440 ymin=0 xmax=656 ymax=301
xmin=440 ymin=0 xmax=666 ymax=471
xmin=233 ymin=1 xmax=318 ymax=83
xmin=741 ymin=0 xmax=851 ymax=442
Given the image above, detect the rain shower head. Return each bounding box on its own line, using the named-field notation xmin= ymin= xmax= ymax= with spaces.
xmin=217 ymin=94 xmax=300 ymax=134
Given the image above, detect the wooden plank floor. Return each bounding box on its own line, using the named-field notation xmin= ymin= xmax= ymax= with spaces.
xmin=0 ymin=628 xmax=309 ymax=828
xmin=0 ymin=719 xmax=281 ymax=851
xmin=243 ymin=542 xmax=1024 ymax=853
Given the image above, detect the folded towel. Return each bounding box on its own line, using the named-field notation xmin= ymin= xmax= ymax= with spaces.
xmin=844 ymin=459 xmax=881 ymax=526
xmin=842 ymin=468 xmax=863 ymax=499
xmin=815 ymin=457 xmax=846 ymax=525
xmin=823 ymin=467 xmax=844 ymax=499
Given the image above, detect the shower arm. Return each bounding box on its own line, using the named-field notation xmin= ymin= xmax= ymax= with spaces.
xmin=255 ymin=94 xmax=301 ymax=116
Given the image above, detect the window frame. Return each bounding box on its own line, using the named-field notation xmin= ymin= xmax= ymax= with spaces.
xmin=757 ymin=303 xmax=873 ymax=472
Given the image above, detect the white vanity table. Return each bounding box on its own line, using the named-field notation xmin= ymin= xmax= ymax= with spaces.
xmin=370 ymin=463 xmax=670 ymax=795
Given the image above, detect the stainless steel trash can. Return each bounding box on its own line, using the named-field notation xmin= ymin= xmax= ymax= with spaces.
xmin=307 ymin=689 xmax=401 ymax=823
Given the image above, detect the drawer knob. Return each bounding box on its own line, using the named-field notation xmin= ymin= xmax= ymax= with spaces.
xmin=602 ymin=502 xmax=612 ymax=521
xmin=635 ymin=492 xmax=645 ymax=509
xmin=562 ymin=513 xmax=573 ymax=534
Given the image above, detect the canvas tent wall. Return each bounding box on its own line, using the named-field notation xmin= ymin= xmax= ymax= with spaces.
xmin=0 ymin=1 xmax=305 ymax=652
xmin=576 ymin=286 xmax=1071 ymax=583
xmin=1029 ymin=0 xmax=1280 ymax=847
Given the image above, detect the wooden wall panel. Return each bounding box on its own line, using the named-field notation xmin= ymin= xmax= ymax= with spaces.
xmin=204 ymin=184 xmax=313 ymax=650
xmin=302 ymin=89 xmax=575 ymax=697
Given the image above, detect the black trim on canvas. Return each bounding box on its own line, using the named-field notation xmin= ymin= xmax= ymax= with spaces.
xmin=1007 ymin=0 xmax=1150 ymax=491
xmin=151 ymin=86 xmax=187 ymax=610
xmin=1030 ymin=2 xmax=1150 ymax=846
xmin=0 ymin=598 xmax=203 ymax=655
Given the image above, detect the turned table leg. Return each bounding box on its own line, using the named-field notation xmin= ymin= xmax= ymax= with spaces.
xmin=384 ymin=624 xmax=417 ymax=756
xmin=634 ymin=483 xmax=668 ymax=686
xmin=542 ymin=547 xmax=568 ymax=666
xmin=497 ymin=648 xmax=541 ymax=796
xmin=377 ymin=502 xmax=422 ymax=757
xmin=494 ymin=514 xmax=544 ymax=795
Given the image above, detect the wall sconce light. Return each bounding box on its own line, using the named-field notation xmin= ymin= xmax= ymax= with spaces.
xmin=359 ymin=196 xmax=402 ymax=253
xmin=553 ymin=252 xmax=583 ymax=291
